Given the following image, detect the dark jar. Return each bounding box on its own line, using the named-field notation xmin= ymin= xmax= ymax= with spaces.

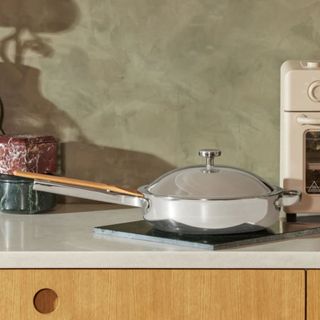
xmin=0 ymin=175 xmax=56 ymax=214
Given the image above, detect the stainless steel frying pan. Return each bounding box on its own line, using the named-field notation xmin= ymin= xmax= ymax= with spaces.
xmin=13 ymin=149 xmax=301 ymax=235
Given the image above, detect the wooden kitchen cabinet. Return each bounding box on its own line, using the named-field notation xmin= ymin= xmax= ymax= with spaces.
xmin=0 ymin=269 xmax=304 ymax=320
xmin=307 ymin=270 xmax=320 ymax=320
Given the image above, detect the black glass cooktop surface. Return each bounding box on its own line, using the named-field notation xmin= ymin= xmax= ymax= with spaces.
xmin=93 ymin=219 xmax=320 ymax=250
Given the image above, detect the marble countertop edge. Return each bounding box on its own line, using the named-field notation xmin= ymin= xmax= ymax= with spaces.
xmin=0 ymin=251 xmax=319 ymax=269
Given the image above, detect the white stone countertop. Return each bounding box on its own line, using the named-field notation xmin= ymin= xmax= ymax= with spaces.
xmin=2 ymin=204 xmax=320 ymax=269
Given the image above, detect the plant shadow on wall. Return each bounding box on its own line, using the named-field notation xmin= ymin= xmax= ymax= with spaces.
xmin=0 ymin=1 xmax=174 ymax=203
xmin=0 ymin=0 xmax=81 ymax=137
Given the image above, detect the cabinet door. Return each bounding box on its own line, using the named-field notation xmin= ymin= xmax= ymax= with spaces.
xmin=0 ymin=269 xmax=304 ymax=320
xmin=307 ymin=270 xmax=320 ymax=319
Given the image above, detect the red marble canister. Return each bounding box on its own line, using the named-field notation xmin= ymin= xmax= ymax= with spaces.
xmin=0 ymin=135 xmax=57 ymax=174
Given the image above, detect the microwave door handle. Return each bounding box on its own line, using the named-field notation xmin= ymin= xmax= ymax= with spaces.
xmin=297 ymin=114 xmax=320 ymax=126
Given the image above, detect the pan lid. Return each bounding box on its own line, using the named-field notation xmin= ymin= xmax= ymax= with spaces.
xmin=145 ymin=149 xmax=275 ymax=200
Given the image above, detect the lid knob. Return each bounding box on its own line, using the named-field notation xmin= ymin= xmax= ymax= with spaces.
xmin=198 ymin=149 xmax=221 ymax=172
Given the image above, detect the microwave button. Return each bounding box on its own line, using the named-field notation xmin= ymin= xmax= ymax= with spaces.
xmin=308 ymin=81 xmax=320 ymax=102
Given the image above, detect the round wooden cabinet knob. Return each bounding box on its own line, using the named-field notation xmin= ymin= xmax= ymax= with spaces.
xmin=33 ymin=288 xmax=59 ymax=314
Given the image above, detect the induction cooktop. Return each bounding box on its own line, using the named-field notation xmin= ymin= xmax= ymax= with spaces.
xmin=93 ymin=218 xmax=320 ymax=250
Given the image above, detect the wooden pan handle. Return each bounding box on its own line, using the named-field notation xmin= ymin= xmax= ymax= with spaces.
xmin=13 ymin=171 xmax=143 ymax=198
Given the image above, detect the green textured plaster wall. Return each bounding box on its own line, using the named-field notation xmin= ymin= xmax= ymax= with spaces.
xmin=0 ymin=0 xmax=320 ymax=188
